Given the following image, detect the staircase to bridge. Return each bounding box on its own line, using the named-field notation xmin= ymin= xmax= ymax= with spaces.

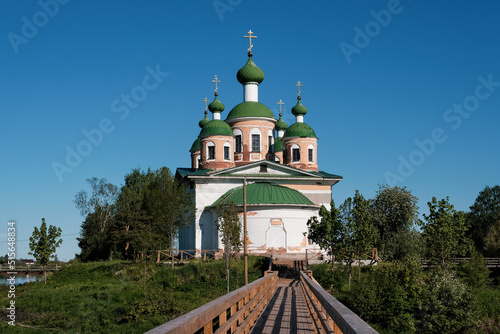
xmin=145 ymin=254 xmax=378 ymax=334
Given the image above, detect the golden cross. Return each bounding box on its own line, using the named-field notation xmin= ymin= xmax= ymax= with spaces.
xmin=212 ymin=75 xmax=220 ymax=93
xmin=295 ymin=81 xmax=303 ymax=97
xmin=244 ymin=30 xmax=257 ymax=53
xmin=203 ymin=97 xmax=209 ymax=112
xmin=277 ymin=99 xmax=284 ymax=116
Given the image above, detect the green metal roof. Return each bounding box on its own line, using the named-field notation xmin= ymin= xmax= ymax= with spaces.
xmin=198 ymin=113 xmax=210 ymax=128
xmin=208 ymin=96 xmax=225 ymax=113
xmin=226 ymin=101 xmax=276 ymax=120
xmin=291 ymin=100 xmax=308 ymax=116
xmin=237 ymin=57 xmax=264 ymax=84
xmin=211 ymin=182 xmax=315 ymax=207
xmin=190 ymin=137 xmax=200 ymax=152
xmin=199 ymin=120 xmax=234 ymax=137
xmin=283 ymin=122 xmax=317 ymax=138
xmin=275 ymin=116 xmax=288 ymax=131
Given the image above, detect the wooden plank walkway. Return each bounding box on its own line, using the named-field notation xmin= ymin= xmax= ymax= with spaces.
xmin=251 ymin=279 xmax=316 ymax=334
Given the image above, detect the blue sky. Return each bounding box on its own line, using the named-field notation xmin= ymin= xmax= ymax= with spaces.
xmin=1 ymin=1 xmax=499 ymax=261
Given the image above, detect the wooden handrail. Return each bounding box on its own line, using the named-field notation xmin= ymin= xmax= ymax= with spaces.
xmin=300 ymin=271 xmax=378 ymax=334
xmin=145 ymin=272 xmax=278 ymax=334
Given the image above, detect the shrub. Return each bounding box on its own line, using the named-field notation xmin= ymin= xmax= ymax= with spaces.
xmin=415 ymin=269 xmax=476 ymax=333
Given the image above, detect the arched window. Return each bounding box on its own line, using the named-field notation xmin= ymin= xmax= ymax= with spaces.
xmin=224 ymin=142 xmax=231 ymax=160
xmin=234 ymin=129 xmax=243 ymax=153
xmin=207 ymin=142 xmax=215 ymax=160
xmin=291 ymin=144 xmax=300 ymax=162
xmin=308 ymin=144 xmax=315 ymax=162
xmin=250 ymin=128 xmax=261 ymax=153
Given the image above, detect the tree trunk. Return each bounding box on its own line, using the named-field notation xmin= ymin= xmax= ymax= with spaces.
xmin=44 ymin=264 xmax=47 ymax=285
xmin=171 ymin=233 xmax=175 ymax=268
xmin=226 ymin=254 xmax=230 ymax=294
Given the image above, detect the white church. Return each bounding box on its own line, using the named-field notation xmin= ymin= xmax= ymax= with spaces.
xmin=176 ymin=31 xmax=342 ymax=255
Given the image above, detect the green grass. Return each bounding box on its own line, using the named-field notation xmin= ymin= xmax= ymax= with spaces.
xmin=0 ymin=257 xmax=267 ymax=333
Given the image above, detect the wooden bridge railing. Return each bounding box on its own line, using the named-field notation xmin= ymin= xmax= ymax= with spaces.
xmin=300 ymin=271 xmax=378 ymax=334
xmin=421 ymin=257 xmax=500 ymax=268
xmin=145 ymin=271 xmax=278 ymax=334
xmin=0 ymin=264 xmax=59 ymax=273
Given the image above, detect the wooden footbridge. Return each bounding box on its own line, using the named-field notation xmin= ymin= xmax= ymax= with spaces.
xmin=145 ymin=257 xmax=378 ymax=334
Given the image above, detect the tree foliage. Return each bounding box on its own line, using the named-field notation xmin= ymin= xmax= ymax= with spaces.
xmin=421 ymin=197 xmax=472 ymax=268
xmin=484 ymin=219 xmax=500 ymax=257
xmin=146 ymin=167 xmax=194 ymax=266
xmin=29 ymin=218 xmax=62 ymax=284
xmin=336 ymin=191 xmax=379 ymax=289
xmin=306 ymin=200 xmax=346 ymax=265
xmin=75 ymin=177 xmax=118 ymax=261
xmin=371 ymin=184 xmax=420 ymax=260
xmin=468 ymin=185 xmax=500 ymax=254
xmin=75 ymin=169 xmax=194 ymax=262
xmin=416 ymin=269 xmax=476 ymax=333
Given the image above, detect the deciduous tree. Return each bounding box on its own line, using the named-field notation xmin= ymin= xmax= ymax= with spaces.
xmin=29 ymin=218 xmax=62 ymax=284
xmin=216 ymin=202 xmax=242 ymax=293
xmin=340 ymin=191 xmax=379 ymax=289
xmin=75 ymin=177 xmax=118 ymax=261
xmin=468 ymin=185 xmax=500 ymax=254
xmin=421 ymin=197 xmax=472 ymax=268
xmin=371 ymin=184 xmax=420 ymax=260
xmin=306 ymin=200 xmax=346 ymax=266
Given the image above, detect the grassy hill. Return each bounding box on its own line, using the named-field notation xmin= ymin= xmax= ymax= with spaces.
xmin=0 ymin=257 xmax=267 ymax=333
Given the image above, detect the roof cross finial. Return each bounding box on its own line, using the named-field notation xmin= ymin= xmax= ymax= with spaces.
xmin=203 ymin=97 xmax=209 ymax=114
xmin=212 ymin=75 xmax=220 ymax=94
xmin=244 ymin=30 xmax=257 ymax=56
xmin=295 ymin=81 xmax=303 ymax=99
xmin=277 ymin=99 xmax=284 ymax=117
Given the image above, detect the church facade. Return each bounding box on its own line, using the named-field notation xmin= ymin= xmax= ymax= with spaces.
xmin=176 ymin=31 xmax=342 ymax=255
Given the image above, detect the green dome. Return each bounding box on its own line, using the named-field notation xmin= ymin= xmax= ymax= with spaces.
xmin=226 ymin=101 xmax=276 ymax=120
xmin=237 ymin=57 xmax=264 ymax=84
xmin=190 ymin=137 xmax=200 ymax=152
xmin=283 ymin=122 xmax=317 ymax=138
xmin=274 ymin=137 xmax=283 ymax=152
xmin=291 ymin=100 xmax=308 ymax=116
xmin=275 ymin=117 xmax=288 ymax=131
xmin=198 ymin=113 xmax=210 ymax=128
xmin=199 ymin=120 xmax=234 ymax=137
xmin=211 ymin=182 xmax=315 ymax=207
xmin=208 ymin=96 xmax=225 ymax=113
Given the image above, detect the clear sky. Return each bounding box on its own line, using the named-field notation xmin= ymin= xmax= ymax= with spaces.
xmin=1 ymin=1 xmax=499 ymax=261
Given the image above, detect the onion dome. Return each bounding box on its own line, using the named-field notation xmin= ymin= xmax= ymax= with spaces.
xmin=275 ymin=116 xmax=288 ymax=131
xmin=237 ymin=57 xmax=264 ymax=84
xmin=291 ymin=98 xmax=308 ymax=116
xmin=208 ymin=95 xmax=225 ymax=113
xmin=198 ymin=112 xmax=210 ymax=128
xmin=199 ymin=120 xmax=233 ymax=137
xmin=226 ymin=101 xmax=275 ymax=120
xmin=190 ymin=137 xmax=201 ymax=152
xmin=283 ymin=122 xmax=317 ymax=138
